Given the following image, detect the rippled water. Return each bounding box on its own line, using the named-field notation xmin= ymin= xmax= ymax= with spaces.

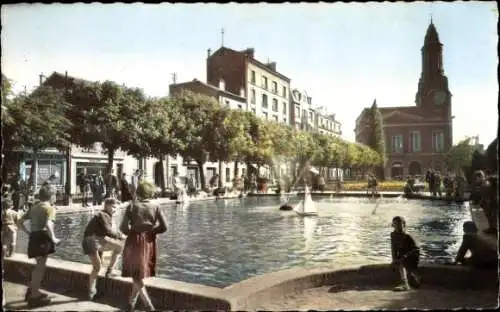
xmin=15 ymin=197 xmax=470 ymax=288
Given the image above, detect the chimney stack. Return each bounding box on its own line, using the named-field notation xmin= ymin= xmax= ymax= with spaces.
xmin=243 ymin=48 xmax=255 ymax=58
xmin=267 ymin=62 xmax=277 ymax=72
xmin=207 ymin=49 xmax=212 ymax=58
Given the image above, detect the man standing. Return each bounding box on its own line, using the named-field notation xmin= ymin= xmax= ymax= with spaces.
xmin=105 ymin=169 xmax=119 ymax=199
xmin=90 ymin=172 xmax=105 ymax=206
xmin=130 ymin=169 xmax=142 ymax=198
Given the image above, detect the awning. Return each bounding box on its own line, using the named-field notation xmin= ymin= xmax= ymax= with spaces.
xmin=309 ymin=167 xmax=319 ymax=175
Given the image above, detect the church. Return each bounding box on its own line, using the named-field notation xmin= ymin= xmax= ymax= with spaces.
xmin=355 ymin=21 xmax=453 ymax=179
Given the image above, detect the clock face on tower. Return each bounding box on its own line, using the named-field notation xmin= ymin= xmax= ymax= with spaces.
xmin=433 ymin=90 xmax=447 ymax=106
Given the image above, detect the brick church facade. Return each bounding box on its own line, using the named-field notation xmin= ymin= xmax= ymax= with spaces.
xmin=355 ymin=21 xmax=453 ymax=179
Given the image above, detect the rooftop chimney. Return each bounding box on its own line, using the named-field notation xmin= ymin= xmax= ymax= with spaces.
xmin=267 ymin=62 xmax=277 ymax=72
xmin=242 ymin=48 xmax=255 ymax=58
xmin=207 ymin=49 xmax=212 ymax=58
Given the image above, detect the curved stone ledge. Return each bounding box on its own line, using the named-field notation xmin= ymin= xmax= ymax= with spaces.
xmin=4 ymin=254 xmax=497 ymax=311
xmin=2 ymin=253 xmax=231 ymax=310
xmin=222 ymin=263 xmax=498 ymax=310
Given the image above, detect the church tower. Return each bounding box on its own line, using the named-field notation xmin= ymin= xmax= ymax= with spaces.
xmin=415 ymin=21 xmax=451 ymax=110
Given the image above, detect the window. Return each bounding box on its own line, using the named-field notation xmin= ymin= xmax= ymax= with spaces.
xmin=262 ymin=94 xmax=268 ymax=108
xmin=251 ymin=108 xmax=256 ymax=114
xmin=309 ymin=111 xmax=313 ymax=121
xmin=282 ymin=86 xmax=287 ymax=98
xmin=263 ymin=112 xmax=268 ymax=119
xmin=283 ymin=118 xmax=287 ymax=124
xmin=273 ymin=115 xmax=278 ymax=122
xmin=251 ymin=70 xmax=256 ymax=84
xmin=295 ymin=106 xmax=300 ymax=118
xmin=262 ymin=76 xmax=268 ymax=89
xmin=392 ymin=135 xmax=403 ymax=153
xmin=272 ymin=81 xmax=278 ymax=93
xmin=238 ymin=104 xmax=243 ymax=110
xmin=272 ymin=98 xmax=278 ymax=112
xmin=250 ymin=89 xmax=256 ymax=104
xmin=225 ymin=100 xmax=230 ymax=107
xmin=225 ymin=167 xmax=231 ymax=182
xmin=433 ymin=131 xmax=444 ymax=152
xmin=411 ymin=131 xmax=421 ymax=152
xmin=283 ymin=102 xmax=287 ymax=114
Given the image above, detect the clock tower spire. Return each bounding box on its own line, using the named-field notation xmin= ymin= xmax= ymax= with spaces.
xmin=415 ymin=21 xmax=451 ymax=108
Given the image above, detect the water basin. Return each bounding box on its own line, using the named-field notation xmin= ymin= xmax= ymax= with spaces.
xmin=15 ymin=197 xmax=470 ymax=288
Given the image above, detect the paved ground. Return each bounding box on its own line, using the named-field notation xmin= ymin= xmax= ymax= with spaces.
xmin=245 ymin=285 xmax=499 ymax=310
xmin=2 ymin=281 xmax=120 ymax=311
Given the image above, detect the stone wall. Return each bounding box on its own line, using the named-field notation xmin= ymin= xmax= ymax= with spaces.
xmin=3 ymin=254 xmax=231 ymax=310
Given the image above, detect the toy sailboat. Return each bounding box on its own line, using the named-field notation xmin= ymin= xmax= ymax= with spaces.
xmin=294 ymin=186 xmax=318 ymax=216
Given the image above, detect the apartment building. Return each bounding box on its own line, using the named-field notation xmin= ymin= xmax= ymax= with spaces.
xmin=206 ymin=47 xmax=291 ymax=125
xmin=290 ymin=89 xmax=343 ymax=137
xmin=355 ymin=21 xmax=453 ymax=178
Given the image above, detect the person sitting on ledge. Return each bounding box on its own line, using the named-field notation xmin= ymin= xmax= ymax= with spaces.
xmin=479 ymin=175 xmax=498 ymax=235
xmin=390 ymin=216 xmax=421 ymax=291
xmin=82 ymin=198 xmax=126 ymax=300
xmin=453 ymin=221 xmax=498 ymax=269
xmin=404 ymin=176 xmax=415 ymax=196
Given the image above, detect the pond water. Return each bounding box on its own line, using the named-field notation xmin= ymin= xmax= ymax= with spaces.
xmin=15 ymin=197 xmax=470 ymax=288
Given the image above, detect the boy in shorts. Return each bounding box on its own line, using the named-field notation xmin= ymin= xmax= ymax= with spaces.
xmin=82 ymin=198 xmax=125 ymax=300
xmin=390 ymin=216 xmax=421 ymax=291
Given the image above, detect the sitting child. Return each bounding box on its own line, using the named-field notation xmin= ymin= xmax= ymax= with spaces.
xmin=390 ymin=216 xmax=421 ymax=291
xmin=453 ymin=221 xmax=497 ymax=269
xmin=82 ymin=198 xmax=126 ymax=300
xmin=2 ymin=198 xmax=19 ymax=257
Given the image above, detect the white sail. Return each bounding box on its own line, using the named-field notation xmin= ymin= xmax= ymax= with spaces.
xmin=296 ymin=186 xmax=318 ymax=216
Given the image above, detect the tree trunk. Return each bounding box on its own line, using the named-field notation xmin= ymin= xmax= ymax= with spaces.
xmin=106 ymin=148 xmax=115 ymax=174
xmin=65 ymin=147 xmax=72 ymax=205
xmin=218 ymin=160 xmax=223 ymax=187
xmin=29 ymin=149 xmax=38 ymax=189
xmin=234 ymin=161 xmax=239 ymax=178
xmin=159 ymin=154 xmax=166 ymax=196
xmin=197 ymin=161 xmax=206 ymax=191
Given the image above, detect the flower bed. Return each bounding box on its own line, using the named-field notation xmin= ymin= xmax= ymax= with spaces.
xmin=325 ymin=180 xmax=408 ymax=192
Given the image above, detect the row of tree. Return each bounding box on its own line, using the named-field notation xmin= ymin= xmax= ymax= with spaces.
xmin=1 ymin=74 xmax=384 ymax=194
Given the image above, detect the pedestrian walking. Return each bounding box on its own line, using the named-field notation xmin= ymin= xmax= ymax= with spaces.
xmin=119 ymin=181 xmax=167 ymax=312
xmin=2 ymin=198 xmax=20 ymax=257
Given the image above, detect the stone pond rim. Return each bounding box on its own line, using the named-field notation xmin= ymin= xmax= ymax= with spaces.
xmin=4 ymin=254 xmax=497 ymax=310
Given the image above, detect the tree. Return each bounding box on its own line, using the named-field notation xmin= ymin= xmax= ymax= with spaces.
xmin=6 ymin=86 xmax=72 ymax=187
xmin=485 ymin=138 xmax=498 ymax=173
xmin=172 ymin=89 xmax=222 ymax=190
xmin=367 ymin=100 xmax=386 ymax=179
xmin=223 ymin=110 xmax=254 ymax=178
xmin=445 ymin=138 xmax=475 ymax=175
xmin=86 ymin=81 xmax=147 ymax=173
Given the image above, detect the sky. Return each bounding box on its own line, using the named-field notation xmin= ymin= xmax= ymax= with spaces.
xmin=2 ymin=2 xmax=498 ymax=145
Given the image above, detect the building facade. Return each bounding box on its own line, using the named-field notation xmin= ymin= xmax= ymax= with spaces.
xmin=206 ymin=47 xmax=291 ymax=125
xmin=355 ymin=22 xmax=453 ymax=179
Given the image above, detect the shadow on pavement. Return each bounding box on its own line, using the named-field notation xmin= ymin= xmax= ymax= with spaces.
xmin=5 ymin=298 xmax=81 ymax=311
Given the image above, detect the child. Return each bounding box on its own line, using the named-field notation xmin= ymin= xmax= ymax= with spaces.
xmin=82 ymin=198 xmax=126 ymax=300
xmin=390 ymin=216 xmax=421 ymax=291
xmin=17 ymin=185 xmax=60 ymax=306
xmin=2 ymin=198 xmax=19 ymax=257
xmin=453 ymin=221 xmax=497 ymax=269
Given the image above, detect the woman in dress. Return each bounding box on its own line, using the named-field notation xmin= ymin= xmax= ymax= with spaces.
xmin=119 ymin=181 xmax=167 ymax=312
